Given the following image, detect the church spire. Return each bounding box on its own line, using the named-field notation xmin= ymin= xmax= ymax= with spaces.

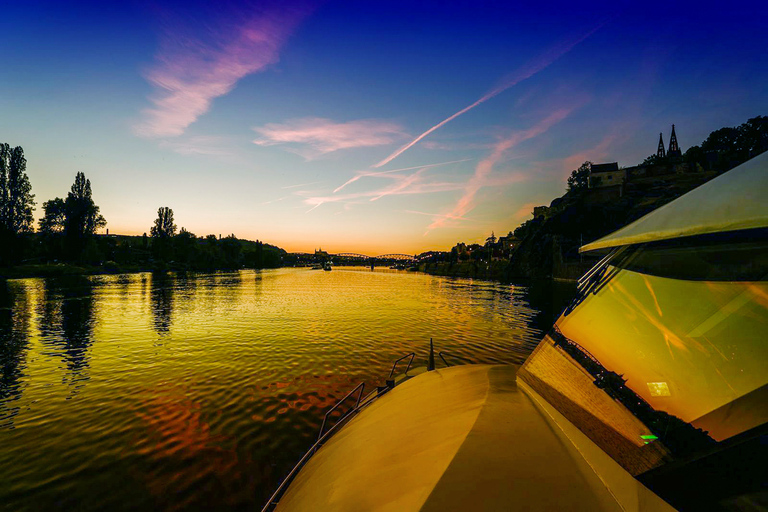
xmin=668 ymin=124 xmax=681 ymax=157
xmin=657 ymin=132 xmax=666 ymax=158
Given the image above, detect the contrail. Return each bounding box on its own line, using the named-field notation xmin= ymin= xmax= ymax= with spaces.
xmin=333 ymin=158 xmax=471 ymax=193
xmin=282 ymin=181 xmax=323 ymax=189
xmin=373 ymin=22 xmax=606 ymax=168
xmin=426 ymin=106 xmax=576 ymax=232
xmin=404 ymin=210 xmax=474 ymax=222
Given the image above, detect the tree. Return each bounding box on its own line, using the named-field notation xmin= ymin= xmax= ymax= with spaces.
xmin=738 ymin=116 xmax=768 ymax=157
xmin=567 ymin=161 xmax=591 ymax=191
xmin=701 ymin=127 xmax=739 ymax=154
xmin=642 ymin=154 xmax=667 ymax=166
xmin=0 ymin=144 xmax=35 ymax=234
xmin=173 ymin=227 xmax=197 ymax=266
xmin=39 ymin=197 xmax=66 ymax=234
xmin=221 ymin=234 xmax=241 ymax=267
xmin=65 ymin=172 xmax=106 ymax=239
xmin=150 ymin=207 xmax=176 ymax=238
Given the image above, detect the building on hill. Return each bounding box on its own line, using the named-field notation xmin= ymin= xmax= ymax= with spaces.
xmin=497 ymin=233 xmax=519 ymax=253
xmin=588 ymin=162 xmax=625 ymax=189
xmin=533 ymin=206 xmax=551 ymax=219
xmin=668 ymin=124 xmax=682 ymax=159
xmin=657 ymin=133 xmax=666 ymax=158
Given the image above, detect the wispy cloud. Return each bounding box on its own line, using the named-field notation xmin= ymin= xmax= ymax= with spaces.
xmin=298 ymin=174 xmax=465 ymax=213
xmin=531 ymin=131 xmax=618 ymax=182
xmin=282 ymin=181 xmax=324 ymax=189
xmin=261 ymin=195 xmax=291 ymax=205
xmin=253 ymin=117 xmax=406 ymax=158
xmin=404 ymin=210 xmax=476 ymax=222
xmin=426 ymin=107 xmax=576 ymax=232
xmin=135 ymin=4 xmax=311 ymax=138
xmin=420 ymin=141 xmax=494 ymax=151
xmin=334 ymin=158 xmax=471 ymax=193
xmin=158 ymin=135 xmax=234 ymax=156
xmin=373 ymin=22 xmax=606 ymax=168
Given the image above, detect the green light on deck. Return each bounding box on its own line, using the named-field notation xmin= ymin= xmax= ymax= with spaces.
xmin=641 ymin=434 xmax=659 ymax=444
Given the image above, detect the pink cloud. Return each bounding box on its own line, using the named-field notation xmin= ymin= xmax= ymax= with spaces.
xmin=135 ymin=4 xmax=310 ymax=138
xmin=404 ymin=210 xmax=476 ymax=223
xmin=253 ymin=117 xmax=406 ymax=158
xmin=373 ymin=22 xmax=606 ymax=168
xmin=427 ymin=107 xmax=576 ymax=232
xmin=158 ymin=136 xmax=233 ymax=156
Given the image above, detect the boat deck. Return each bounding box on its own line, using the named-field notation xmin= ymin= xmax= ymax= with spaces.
xmin=275 ymin=364 xmax=674 ymax=511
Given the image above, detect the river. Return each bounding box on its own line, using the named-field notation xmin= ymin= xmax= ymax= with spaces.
xmin=0 ymin=267 xmax=574 ymax=511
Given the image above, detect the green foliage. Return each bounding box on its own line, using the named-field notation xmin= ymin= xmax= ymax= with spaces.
xmin=642 ymin=154 xmax=666 ymax=166
xmin=65 ymin=172 xmax=106 ymax=239
xmin=646 ymin=116 xmax=768 ymax=173
xmin=0 ymin=146 xmax=287 ymax=274
xmin=567 ymin=161 xmax=591 ymax=191
xmin=0 ymin=144 xmax=35 ymax=234
xmin=150 ymin=207 xmax=177 ymax=238
xmin=39 ymin=197 xmax=66 ymax=234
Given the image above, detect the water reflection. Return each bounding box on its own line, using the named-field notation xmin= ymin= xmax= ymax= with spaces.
xmin=151 ymin=272 xmax=175 ymax=335
xmin=0 ymin=281 xmax=31 ymax=428
xmin=39 ymin=277 xmax=97 ymax=392
xmin=0 ymin=269 xmax=563 ymax=510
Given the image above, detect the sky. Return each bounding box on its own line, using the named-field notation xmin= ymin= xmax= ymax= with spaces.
xmin=1 ymin=0 xmax=766 ymax=255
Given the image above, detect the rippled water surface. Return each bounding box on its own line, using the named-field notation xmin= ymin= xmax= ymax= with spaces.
xmin=0 ymin=268 xmax=573 ymax=510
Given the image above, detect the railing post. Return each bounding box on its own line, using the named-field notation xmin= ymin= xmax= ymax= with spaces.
xmin=428 ymin=338 xmax=435 ymax=371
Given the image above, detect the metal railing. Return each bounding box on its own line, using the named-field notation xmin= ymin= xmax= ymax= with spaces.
xmin=262 ymin=351 xmax=417 ymax=512
xmin=388 ymin=352 xmax=415 ymax=379
xmin=317 ymin=382 xmax=365 ymax=441
xmin=262 ymin=383 xmax=369 ymax=512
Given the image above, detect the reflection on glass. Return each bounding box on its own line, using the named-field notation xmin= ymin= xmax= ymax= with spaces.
xmin=519 ymin=238 xmax=768 ymax=476
xmin=559 ymin=272 xmax=767 ymax=441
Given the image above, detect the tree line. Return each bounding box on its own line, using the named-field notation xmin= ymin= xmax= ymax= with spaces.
xmin=0 ymin=145 xmax=284 ymax=274
xmin=642 ymin=116 xmax=768 ymax=171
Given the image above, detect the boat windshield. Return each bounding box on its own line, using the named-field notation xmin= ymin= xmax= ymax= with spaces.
xmin=519 ymin=230 xmax=768 ymax=476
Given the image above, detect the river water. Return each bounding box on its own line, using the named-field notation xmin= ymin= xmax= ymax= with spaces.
xmin=0 ymin=267 xmax=574 ymax=511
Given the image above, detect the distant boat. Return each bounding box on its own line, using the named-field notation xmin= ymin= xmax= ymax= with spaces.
xmin=323 ymin=261 xmax=332 ymax=271
xmin=311 ymin=263 xmax=323 ymax=270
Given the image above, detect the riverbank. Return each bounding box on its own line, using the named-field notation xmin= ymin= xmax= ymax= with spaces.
xmin=0 ymin=262 xmax=138 ymax=279
xmin=417 ymin=260 xmax=509 ymax=281
xmin=417 ymin=259 xmax=594 ymax=283
xmin=0 ymin=261 xmax=276 ymax=280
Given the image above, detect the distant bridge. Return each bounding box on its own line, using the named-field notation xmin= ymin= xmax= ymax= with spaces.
xmin=334 ymin=253 xmax=416 ymax=261
xmin=288 ymin=252 xmax=419 ymax=262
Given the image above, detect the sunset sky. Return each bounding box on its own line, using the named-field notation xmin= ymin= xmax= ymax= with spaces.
xmin=1 ymin=0 xmax=765 ymax=254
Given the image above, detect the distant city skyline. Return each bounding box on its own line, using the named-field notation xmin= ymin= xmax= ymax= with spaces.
xmin=1 ymin=1 xmax=766 ymax=254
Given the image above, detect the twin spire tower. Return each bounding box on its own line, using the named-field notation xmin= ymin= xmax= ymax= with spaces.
xmin=657 ymin=124 xmax=682 ymax=158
